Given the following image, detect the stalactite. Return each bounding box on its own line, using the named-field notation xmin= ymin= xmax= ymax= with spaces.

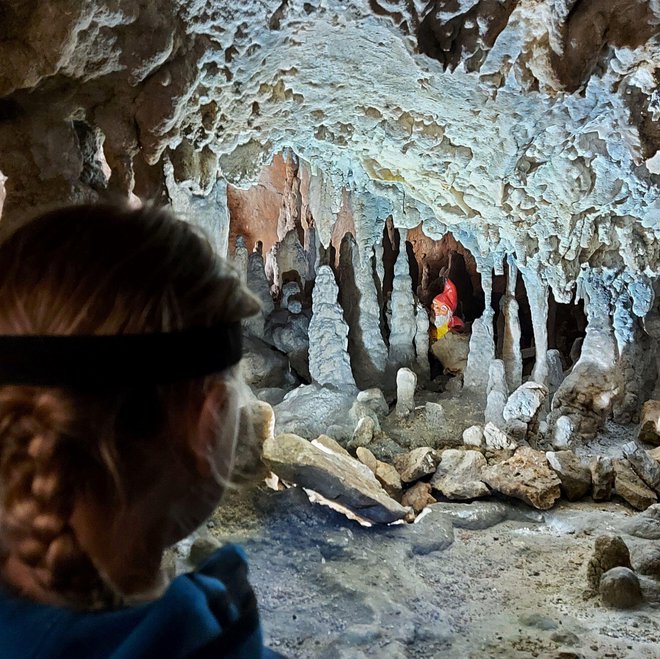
xmin=500 ymin=256 xmax=523 ymax=391
xmin=308 ymin=265 xmax=356 ymax=390
xmin=277 ymin=149 xmax=302 ymax=241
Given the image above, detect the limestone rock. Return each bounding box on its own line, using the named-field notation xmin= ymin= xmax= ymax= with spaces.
xmin=613 ymin=459 xmax=658 ymax=510
xmin=590 ymin=456 xmax=614 ymax=502
xmin=274 ymin=384 xmax=354 ymax=439
xmin=356 ymin=388 xmax=389 ymax=418
xmin=232 ymin=399 xmax=274 ymax=485
xmin=313 ymin=434 xmax=351 ymax=458
xmin=551 ymin=415 xmax=575 ymax=450
xmin=481 ymin=447 xmax=561 ymax=510
xmin=483 ymin=422 xmax=517 ymax=450
xmin=388 ymin=241 xmax=416 ymax=372
xmin=431 ymin=449 xmax=490 ymax=500
xmin=242 ymin=335 xmax=294 ymax=389
xmin=395 ymin=367 xmax=417 ymax=419
xmin=632 ymin=544 xmax=660 ymax=579
xmin=599 ymin=567 xmax=642 ymax=609
xmin=586 ymin=534 xmax=632 ymax=591
xmin=351 ymin=416 xmax=375 ymax=448
xmin=463 ymin=425 xmax=484 ymax=448
xmin=393 ymin=447 xmax=439 ymax=483
xmin=545 ymin=450 xmax=591 ymax=501
xmin=424 ymin=401 xmax=445 ymax=427
xmin=188 ymin=534 xmax=222 ymax=567
xmin=349 ymin=400 xmax=381 ymax=430
xmin=503 ymin=381 xmax=548 ymax=424
xmin=401 ymin=481 xmax=436 ymax=514
xmin=430 ymin=331 xmax=469 ymax=375
xmin=356 ymin=446 xmax=379 ymax=473
xmin=356 ymin=447 xmax=402 ymax=500
xmin=263 ymin=433 xmax=408 ymax=523
xmin=622 ymin=441 xmax=660 ymax=493
xmin=639 ymin=400 xmax=660 ymax=445
xmin=620 ymin=504 xmax=660 ymax=540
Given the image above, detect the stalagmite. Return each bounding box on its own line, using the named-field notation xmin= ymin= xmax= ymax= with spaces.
xmin=338 ymin=235 xmax=388 ymax=389
xmin=414 ymin=303 xmax=431 ymax=383
xmin=245 ymin=248 xmax=274 ymax=339
xmin=232 ymin=235 xmax=249 ymax=284
xmin=500 ymin=257 xmax=523 ymax=391
xmin=308 ymin=265 xmax=356 ymax=390
xmin=484 ymin=359 xmax=508 ymax=427
xmin=388 ymin=231 xmax=417 ymax=374
xmin=395 ymin=367 xmax=417 ymax=419
xmin=272 ymin=230 xmax=309 ymax=292
xmin=520 ymin=268 xmax=549 ymax=386
xmin=464 ymin=262 xmax=495 ymax=396
xmin=551 ymin=272 xmax=622 ymax=439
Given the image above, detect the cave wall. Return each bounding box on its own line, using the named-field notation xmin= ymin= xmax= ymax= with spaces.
xmin=0 ymin=0 xmax=658 ymax=417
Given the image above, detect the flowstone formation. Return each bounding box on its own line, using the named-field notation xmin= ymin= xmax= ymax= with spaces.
xmin=2 ymin=0 xmax=660 ymax=636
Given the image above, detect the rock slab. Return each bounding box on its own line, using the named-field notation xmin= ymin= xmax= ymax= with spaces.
xmin=263 ymin=433 xmax=408 ymax=523
xmin=613 ymin=459 xmax=658 ymax=510
xmin=545 ymin=450 xmax=591 ymax=501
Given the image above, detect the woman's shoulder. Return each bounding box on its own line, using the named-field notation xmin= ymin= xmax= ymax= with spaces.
xmin=0 ymin=543 xmax=281 ymax=658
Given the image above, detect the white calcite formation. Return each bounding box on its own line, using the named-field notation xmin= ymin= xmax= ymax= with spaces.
xmin=308 ymin=265 xmax=356 ymax=390
xmin=0 ymin=1 xmax=659 ymax=445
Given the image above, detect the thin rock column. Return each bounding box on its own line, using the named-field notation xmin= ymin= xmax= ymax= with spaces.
xmin=308 ymin=265 xmax=357 ymax=390
xmin=520 ymin=267 xmax=549 ymax=386
xmin=501 ymin=256 xmax=523 ymax=391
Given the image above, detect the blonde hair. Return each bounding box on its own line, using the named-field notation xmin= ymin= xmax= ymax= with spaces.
xmin=0 ymin=203 xmax=259 ymax=608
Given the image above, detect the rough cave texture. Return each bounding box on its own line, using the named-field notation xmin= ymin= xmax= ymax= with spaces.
xmin=0 ymin=1 xmax=659 ymax=443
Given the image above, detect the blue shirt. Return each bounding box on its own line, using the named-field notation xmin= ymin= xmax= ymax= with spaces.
xmin=0 ymin=544 xmax=282 ymax=658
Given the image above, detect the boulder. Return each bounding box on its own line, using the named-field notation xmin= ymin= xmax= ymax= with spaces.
xmin=263 ymin=433 xmax=409 ymax=523
xmin=401 ymin=482 xmax=436 ymax=514
xmin=551 ymin=415 xmax=574 ymax=450
xmin=586 ymin=534 xmax=632 ymax=591
xmin=395 ymin=368 xmax=417 ymax=418
xmin=483 ymin=422 xmax=517 ymax=450
xmin=313 ymin=434 xmax=351 ymax=458
xmin=545 ymin=450 xmax=591 ymax=501
xmin=274 ymin=384 xmax=355 ymax=439
xmin=481 ymin=447 xmax=561 ymax=510
xmin=620 ymin=504 xmax=660 ymax=539
xmin=356 ymin=447 xmax=402 ymax=500
xmin=431 ymin=330 xmax=469 ymax=375
xmin=393 ymin=447 xmax=439 ymax=483
xmin=622 ymin=441 xmax=660 ymax=493
xmin=356 ymin=388 xmax=389 ymax=418
xmin=590 ymin=455 xmax=614 ymax=501
xmin=431 ymin=449 xmax=490 ymax=500
xmin=639 ymin=400 xmax=660 ymax=445
xmin=632 ymin=544 xmax=660 ymax=579
xmin=351 ymin=416 xmax=375 ymax=448
xmin=503 ymin=381 xmax=548 ymax=424
xmin=599 ymin=567 xmax=642 ymax=609
xmin=463 ymin=425 xmax=483 ymax=448
xmin=613 ymin=459 xmax=658 ymax=510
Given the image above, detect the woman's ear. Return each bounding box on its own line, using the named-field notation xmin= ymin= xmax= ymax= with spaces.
xmin=190 ymin=381 xmax=228 ymax=477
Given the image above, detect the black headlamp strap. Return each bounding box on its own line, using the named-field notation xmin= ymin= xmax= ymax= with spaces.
xmin=0 ymin=323 xmax=243 ymax=387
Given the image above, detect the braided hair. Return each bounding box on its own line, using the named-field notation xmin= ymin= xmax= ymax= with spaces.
xmin=0 ymin=203 xmax=259 ymax=608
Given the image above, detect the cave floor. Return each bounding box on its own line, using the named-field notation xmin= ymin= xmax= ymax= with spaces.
xmin=204 ymin=486 xmax=660 ymax=659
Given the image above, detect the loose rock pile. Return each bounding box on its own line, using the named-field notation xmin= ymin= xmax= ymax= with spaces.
xmin=261 ymin=377 xmax=660 ymax=524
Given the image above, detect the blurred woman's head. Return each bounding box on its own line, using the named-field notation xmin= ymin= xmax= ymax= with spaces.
xmin=0 ymin=203 xmax=259 ymax=608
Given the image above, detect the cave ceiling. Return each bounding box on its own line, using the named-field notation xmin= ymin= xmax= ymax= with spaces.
xmin=0 ymin=0 xmax=658 ymax=304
